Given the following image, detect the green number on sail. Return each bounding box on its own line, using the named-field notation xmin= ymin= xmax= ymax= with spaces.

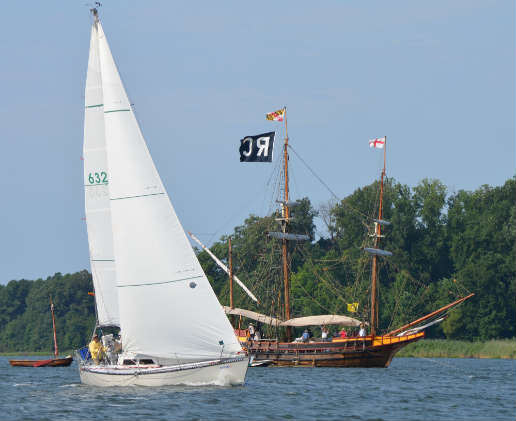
xmin=88 ymin=172 xmax=108 ymax=184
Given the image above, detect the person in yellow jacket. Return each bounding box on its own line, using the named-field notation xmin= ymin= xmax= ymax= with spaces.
xmin=88 ymin=334 xmax=106 ymax=364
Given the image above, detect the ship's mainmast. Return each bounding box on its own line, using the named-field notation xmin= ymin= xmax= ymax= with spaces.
xmin=281 ymin=109 xmax=291 ymax=340
xmin=266 ymin=107 xmax=309 ymax=341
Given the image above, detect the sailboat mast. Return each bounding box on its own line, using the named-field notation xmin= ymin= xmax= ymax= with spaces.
xmin=50 ymin=297 xmax=58 ymax=358
xmin=370 ymin=136 xmax=386 ymax=337
xmin=282 ymin=107 xmax=291 ymax=340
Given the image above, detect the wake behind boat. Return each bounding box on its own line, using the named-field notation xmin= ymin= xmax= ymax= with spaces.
xmin=77 ymin=7 xmax=247 ymax=387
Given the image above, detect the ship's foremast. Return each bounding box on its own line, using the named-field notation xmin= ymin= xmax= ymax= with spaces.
xmin=370 ymin=137 xmax=386 ymax=337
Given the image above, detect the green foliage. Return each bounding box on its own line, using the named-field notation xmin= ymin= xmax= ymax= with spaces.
xmin=200 ymin=176 xmax=515 ymax=342
xmin=1 ymin=178 xmax=514 ymax=351
xmin=0 ymin=271 xmax=95 ymax=353
xmin=396 ymin=338 xmax=516 ymax=359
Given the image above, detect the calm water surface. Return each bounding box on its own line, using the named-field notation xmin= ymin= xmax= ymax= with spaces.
xmin=1 ymin=356 xmax=514 ymax=420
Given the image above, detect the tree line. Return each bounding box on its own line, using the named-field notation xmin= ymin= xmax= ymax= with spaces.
xmin=0 ymin=177 xmax=513 ymax=352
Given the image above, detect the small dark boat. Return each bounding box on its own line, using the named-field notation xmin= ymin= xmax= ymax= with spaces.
xmin=9 ymin=297 xmax=73 ymax=368
xmin=9 ymin=357 xmax=73 ymax=367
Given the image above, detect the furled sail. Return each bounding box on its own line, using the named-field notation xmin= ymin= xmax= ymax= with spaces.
xmin=83 ymin=22 xmax=119 ymax=327
xmin=95 ymin=20 xmax=241 ymax=362
xmin=188 ymin=232 xmax=259 ymax=303
xmin=364 ymin=247 xmax=393 ymax=257
xmin=268 ymin=232 xmax=310 ymax=241
xmin=280 ymin=315 xmax=362 ymax=327
xmin=223 ymin=306 xmax=282 ymax=326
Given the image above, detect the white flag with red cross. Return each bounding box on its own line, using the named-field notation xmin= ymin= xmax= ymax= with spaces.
xmin=369 ymin=137 xmax=386 ymax=148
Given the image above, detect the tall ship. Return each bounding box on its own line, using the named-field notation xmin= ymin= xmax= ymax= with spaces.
xmin=192 ymin=108 xmax=474 ymax=367
xmin=77 ymin=7 xmax=247 ymax=386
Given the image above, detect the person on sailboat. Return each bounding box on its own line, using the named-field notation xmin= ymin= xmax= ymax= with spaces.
xmin=248 ymin=324 xmax=255 ymax=341
xmin=339 ymin=328 xmax=348 ymax=338
xmin=358 ymin=323 xmax=366 ymax=337
xmin=88 ymin=334 xmax=106 ymax=364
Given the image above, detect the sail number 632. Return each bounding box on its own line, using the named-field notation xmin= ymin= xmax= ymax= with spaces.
xmin=88 ymin=171 xmax=108 ymax=184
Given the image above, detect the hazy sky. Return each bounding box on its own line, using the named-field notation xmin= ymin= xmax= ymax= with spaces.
xmin=1 ymin=1 xmax=514 ymax=283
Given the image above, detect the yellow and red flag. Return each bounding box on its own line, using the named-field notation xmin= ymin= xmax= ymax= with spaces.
xmin=266 ymin=107 xmax=285 ymax=122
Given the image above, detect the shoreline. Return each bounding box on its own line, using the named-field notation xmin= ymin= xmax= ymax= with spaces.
xmin=2 ymin=339 xmax=515 ymax=360
xmin=395 ymin=338 xmax=515 ymax=359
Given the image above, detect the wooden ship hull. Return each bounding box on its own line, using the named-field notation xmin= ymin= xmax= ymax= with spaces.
xmin=244 ymin=332 xmax=424 ymax=367
xmin=9 ymin=357 xmax=73 ymax=367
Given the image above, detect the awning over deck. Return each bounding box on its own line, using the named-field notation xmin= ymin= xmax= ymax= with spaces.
xmin=222 ymin=306 xmax=282 ymax=326
xmin=223 ymin=307 xmax=363 ymax=328
xmin=280 ymin=315 xmax=362 ymax=327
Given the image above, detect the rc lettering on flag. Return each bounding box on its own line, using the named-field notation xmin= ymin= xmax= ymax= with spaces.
xmin=347 ymin=302 xmax=359 ymax=313
xmin=266 ymin=107 xmax=286 ymax=122
xmin=239 ymin=132 xmax=275 ymax=162
xmin=369 ymin=137 xmax=386 ymax=149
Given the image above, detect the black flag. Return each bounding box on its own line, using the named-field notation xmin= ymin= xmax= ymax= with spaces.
xmin=239 ymin=132 xmax=275 ymax=162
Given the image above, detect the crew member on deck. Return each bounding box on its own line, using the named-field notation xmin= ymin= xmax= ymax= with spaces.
xmin=358 ymin=323 xmax=366 ymax=337
xmin=88 ymin=334 xmax=106 ymax=364
xmin=321 ymin=326 xmax=328 ymax=342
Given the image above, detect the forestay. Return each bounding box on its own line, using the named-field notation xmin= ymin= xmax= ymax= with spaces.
xmin=95 ymin=21 xmax=241 ymax=362
xmin=83 ymin=22 xmax=119 ymax=327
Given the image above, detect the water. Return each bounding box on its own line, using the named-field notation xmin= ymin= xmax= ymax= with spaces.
xmin=1 ymin=356 xmax=514 ymax=420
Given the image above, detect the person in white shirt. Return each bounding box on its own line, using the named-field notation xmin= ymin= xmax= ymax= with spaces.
xmin=358 ymin=323 xmax=366 ymax=337
xmin=321 ymin=326 xmax=328 ymax=341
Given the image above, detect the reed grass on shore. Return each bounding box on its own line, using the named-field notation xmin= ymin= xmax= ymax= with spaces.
xmin=396 ymin=339 xmax=516 ymax=359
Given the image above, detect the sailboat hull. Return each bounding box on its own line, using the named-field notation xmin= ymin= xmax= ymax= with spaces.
xmin=246 ymin=332 xmax=424 ymax=368
xmin=79 ymin=357 xmax=248 ymax=387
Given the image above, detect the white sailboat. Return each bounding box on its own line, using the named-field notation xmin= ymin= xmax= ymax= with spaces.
xmin=78 ymin=7 xmax=248 ymax=387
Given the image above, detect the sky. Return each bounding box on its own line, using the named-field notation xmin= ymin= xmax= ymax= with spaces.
xmin=0 ymin=1 xmax=514 ymax=283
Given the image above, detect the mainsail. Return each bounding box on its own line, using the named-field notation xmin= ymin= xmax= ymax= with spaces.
xmin=84 ymin=22 xmax=119 ymax=327
xmin=92 ymin=20 xmax=241 ymax=362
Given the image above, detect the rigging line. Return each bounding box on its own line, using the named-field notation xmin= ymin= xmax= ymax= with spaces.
xmin=207 ymin=182 xmax=274 ymax=246
xmin=385 ymin=268 xmax=409 ymax=331
xmin=295 ymin=246 xmax=351 ymax=309
xmin=381 ymin=258 xmax=450 ymax=332
xmin=287 ymin=144 xmax=370 ymax=221
xmin=286 ymin=247 xmax=333 ymax=315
